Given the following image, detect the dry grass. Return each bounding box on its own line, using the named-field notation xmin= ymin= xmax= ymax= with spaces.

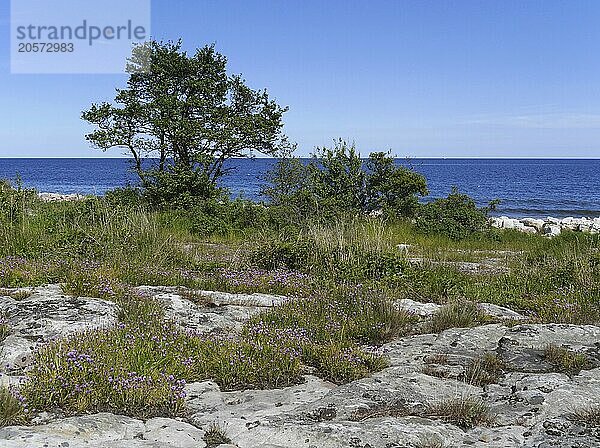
xmin=425 ymin=397 xmax=494 ymax=429
xmin=544 ymin=345 xmax=589 ymax=374
xmin=571 ymin=405 xmax=600 ymax=427
xmin=0 ymin=387 xmax=27 ymax=427
xmin=203 ymin=422 xmax=232 ymax=448
xmin=463 ymin=353 xmax=505 ymax=386
xmin=427 ymin=300 xmax=483 ymax=333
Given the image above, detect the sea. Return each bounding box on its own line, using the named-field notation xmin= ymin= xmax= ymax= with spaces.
xmin=0 ymin=158 xmax=598 ymax=219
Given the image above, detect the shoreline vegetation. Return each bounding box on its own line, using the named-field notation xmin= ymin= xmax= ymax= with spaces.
xmin=1 ymin=41 xmax=599 ymax=447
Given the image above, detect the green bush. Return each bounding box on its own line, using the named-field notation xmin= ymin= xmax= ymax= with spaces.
xmin=365 ymin=152 xmax=428 ymax=217
xmin=142 ymin=165 xmax=224 ymax=209
xmin=103 ymin=186 xmax=143 ymax=207
xmin=261 ymin=140 xmax=428 ymax=221
xmin=416 ymin=188 xmax=495 ymax=240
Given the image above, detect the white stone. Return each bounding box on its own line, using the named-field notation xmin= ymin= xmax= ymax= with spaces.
xmin=543 ymin=224 xmax=561 ymax=237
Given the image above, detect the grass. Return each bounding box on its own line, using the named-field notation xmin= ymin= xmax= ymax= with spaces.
xmin=413 ymin=436 xmax=448 ymax=448
xmin=571 ymin=405 xmax=600 ymax=427
xmin=544 ymin=345 xmax=589 ymax=374
xmin=426 ymin=300 xmax=484 ymax=333
xmin=203 ymin=422 xmax=232 ymax=447
xmin=0 ymin=387 xmax=27 ymax=427
xmin=18 ymin=285 xmax=404 ymax=417
xmin=463 ymin=353 xmax=505 ymax=386
xmin=0 ymin=317 xmax=8 ymax=343
xmin=425 ymin=397 xmax=494 ymax=429
xmin=19 ymin=293 xmax=303 ymax=418
xmin=1 ymin=185 xmax=599 ymax=422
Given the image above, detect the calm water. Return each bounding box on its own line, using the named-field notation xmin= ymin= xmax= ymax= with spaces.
xmin=0 ymin=158 xmax=598 ymax=218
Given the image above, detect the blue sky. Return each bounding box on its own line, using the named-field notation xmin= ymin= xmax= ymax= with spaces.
xmin=1 ymin=0 xmax=600 ymax=157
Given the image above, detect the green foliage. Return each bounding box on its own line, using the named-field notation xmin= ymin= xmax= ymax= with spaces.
xmin=260 ymin=150 xmax=316 ymax=221
xmin=366 ymin=152 xmax=428 ymax=217
xmin=261 ymin=140 xmax=428 ymax=221
xmin=83 ymin=40 xmax=290 ymax=207
xmin=142 ymin=166 xmax=224 ymax=209
xmin=103 ymin=186 xmax=143 ymax=207
xmin=416 ymin=187 xmax=493 ymax=240
xmin=309 ymin=140 xmax=368 ymax=214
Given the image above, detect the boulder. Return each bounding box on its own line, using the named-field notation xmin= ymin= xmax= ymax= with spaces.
xmin=521 ymin=218 xmax=545 ymax=232
xmin=543 ymin=224 xmax=562 ymax=237
xmin=0 ymin=413 xmax=206 ymax=448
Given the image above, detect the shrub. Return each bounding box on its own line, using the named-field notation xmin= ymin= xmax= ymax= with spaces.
xmin=427 ymin=300 xmax=483 ymax=333
xmin=365 ymin=151 xmax=428 ymax=217
xmin=261 ymin=140 xmax=428 ymax=220
xmin=260 ymin=153 xmax=317 ymax=222
xmin=416 ymin=187 xmax=495 ymax=240
xmin=142 ymin=166 xmax=224 ymax=210
xmin=103 ymin=186 xmax=143 ymax=207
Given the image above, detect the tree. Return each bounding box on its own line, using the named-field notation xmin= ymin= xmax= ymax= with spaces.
xmin=310 ymin=140 xmax=367 ymax=213
xmin=260 ymin=145 xmax=316 ymax=218
xmin=366 ymin=152 xmax=428 ymax=217
xmin=261 ymin=140 xmax=429 ymax=220
xmin=82 ymin=40 xmax=290 ymax=204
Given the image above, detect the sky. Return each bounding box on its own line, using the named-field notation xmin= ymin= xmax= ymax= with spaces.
xmin=1 ymin=0 xmax=600 ymax=158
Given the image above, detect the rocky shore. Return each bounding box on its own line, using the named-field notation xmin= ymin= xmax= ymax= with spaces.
xmin=1 ymin=285 xmax=599 ymax=448
xmin=37 ymin=192 xmax=85 ymax=202
xmin=490 ymin=215 xmax=600 ymax=236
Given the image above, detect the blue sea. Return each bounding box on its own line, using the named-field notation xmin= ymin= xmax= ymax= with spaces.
xmin=0 ymin=158 xmax=598 ymax=218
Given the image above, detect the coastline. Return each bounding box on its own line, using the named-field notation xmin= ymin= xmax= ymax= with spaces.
xmin=490 ymin=215 xmax=600 ymax=236
xmin=37 ymin=191 xmax=600 ymax=236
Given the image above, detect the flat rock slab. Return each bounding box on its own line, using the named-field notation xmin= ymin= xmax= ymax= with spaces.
xmin=0 ymin=413 xmax=206 ymax=448
xmin=396 ymin=298 xmax=527 ymax=321
xmin=0 ymin=285 xmax=117 ymax=373
xmin=1 ymin=288 xmax=600 ymax=447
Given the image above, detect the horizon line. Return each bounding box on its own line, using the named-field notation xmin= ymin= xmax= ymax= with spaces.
xmin=2 ymin=156 xmax=600 ymax=160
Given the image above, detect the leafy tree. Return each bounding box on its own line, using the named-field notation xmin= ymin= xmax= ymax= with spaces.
xmin=366 ymin=152 xmax=428 ymax=217
xmin=260 ymin=146 xmax=316 ymax=219
xmin=310 ymin=140 xmax=367 ymax=214
xmin=82 ymin=40 xmax=290 ymax=205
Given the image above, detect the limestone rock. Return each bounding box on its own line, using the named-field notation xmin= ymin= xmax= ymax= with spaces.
xmin=0 ymin=285 xmax=117 ymax=373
